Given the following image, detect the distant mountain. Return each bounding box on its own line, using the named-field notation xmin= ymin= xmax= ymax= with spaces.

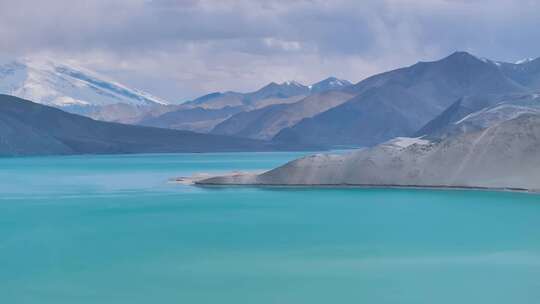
xmin=139 ymin=106 xmax=244 ymax=133
xmin=145 ymin=78 xmax=350 ymax=132
xmin=411 ymin=55 xmax=540 ymax=140
xmin=309 ymin=77 xmax=351 ymax=93
xmin=274 ymin=52 xmax=532 ymax=147
xmin=181 ymin=78 xmax=351 ymax=111
xmin=243 ymin=81 xmax=310 ymax=103
xmin=182 ymin=91 xmax=246 ymax=109
xmin=496 ymin=57 xmax=540 ymax=90
xmin=200 ymin=113 xmax=540 ymax=191
xmin=0 ymin=94 xmax=307 ymax=156
xmin=145 ymin=77 xmax=351 ymax=133
xmin=211 ymin=91 xmax=354 ymax=140
xmin=142 ymin=82 xmax=309 ymax=132
xmin=274 ymin=86 xmax=426 ymax=147
xmin=416 ymin=92 xmax=540 ymax=139
xmin=77 ymin=103 xmax=180 ymax=125
xmin=0 ymin=57 xmax=174 ymax=124
xmin=182 ymin=81 xmax=310 ymax=111
xmin=0 ymin=57 xmax=168 ymax=107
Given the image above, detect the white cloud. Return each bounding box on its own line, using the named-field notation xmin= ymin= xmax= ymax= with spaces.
xmin=1 ymin=0 xmax=539 ymax=100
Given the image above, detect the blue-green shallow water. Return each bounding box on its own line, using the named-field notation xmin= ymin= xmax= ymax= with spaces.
xmin=1 ymin=152 xmax=540 ymax=304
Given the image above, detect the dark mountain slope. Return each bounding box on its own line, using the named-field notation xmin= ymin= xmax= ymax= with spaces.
xmin=138 ymin=106 xmax=243 ymax=133
xmin=211 ymin=91 xmax=353 ymax=140
xmin=0 ymin=95 xmax=304 ymax=156
xmin=274 ymin=86 xmax=421 ymax=147
xmin=274 ymin=52 xmax=529 ymax=147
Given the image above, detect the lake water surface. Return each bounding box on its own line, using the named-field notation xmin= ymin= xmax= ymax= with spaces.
xmin=1 ymin=152 xmax=540 ymax=303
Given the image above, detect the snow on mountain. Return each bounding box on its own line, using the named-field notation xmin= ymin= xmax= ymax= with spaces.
xmin=454 ymin=103 xmax=540 ymax=127
xmin=0 ymin=57 xmax=168 ymax=108
xmin=309 ymin=77 xmax=351 ymax=93
xmin=516 ymin=58 xmax=534 ymax=64
xmin=383 ymin=136 xmax=431 ymax=149
xmin=451 ymin=93 xmax=540 ymax=131
xmin=283 ymin=80 xmax=304 ymax=87
xmin=243 ymin=81 xmax=310 ymax=103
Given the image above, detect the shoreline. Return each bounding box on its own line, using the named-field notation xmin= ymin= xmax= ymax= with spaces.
xmin=193 ymin=181 xmax=540 ymax=194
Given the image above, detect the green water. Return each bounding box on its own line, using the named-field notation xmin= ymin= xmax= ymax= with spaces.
xmin=1 ymin=153 xmax=540 ymax=303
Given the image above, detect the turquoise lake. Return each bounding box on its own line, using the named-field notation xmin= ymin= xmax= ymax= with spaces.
xmin=1 ymin=152 xmax=540 ymax=303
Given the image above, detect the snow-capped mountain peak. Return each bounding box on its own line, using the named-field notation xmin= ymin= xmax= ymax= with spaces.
xmin=282 ymin=80 xmax=304 ymax=87
xmin=309 ymin=77 xmax=352 ymax=93
xmin=0 ymin=57 xmax=168 ymax=108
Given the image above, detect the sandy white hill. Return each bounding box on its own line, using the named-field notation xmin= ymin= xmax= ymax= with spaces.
xmin=199 ymin=114 xmax=540 ymax=191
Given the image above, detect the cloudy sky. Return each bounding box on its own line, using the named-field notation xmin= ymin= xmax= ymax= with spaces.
xmin=1 ymin=0 xmax=539 ymax=102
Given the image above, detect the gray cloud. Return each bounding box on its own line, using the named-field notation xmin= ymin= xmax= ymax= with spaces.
xmin=1 ymin=0 xmax=540 ymax=101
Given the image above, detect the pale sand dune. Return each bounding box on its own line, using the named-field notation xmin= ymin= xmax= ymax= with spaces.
xmin=197 ymin=114 xmax=540 ymax=191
